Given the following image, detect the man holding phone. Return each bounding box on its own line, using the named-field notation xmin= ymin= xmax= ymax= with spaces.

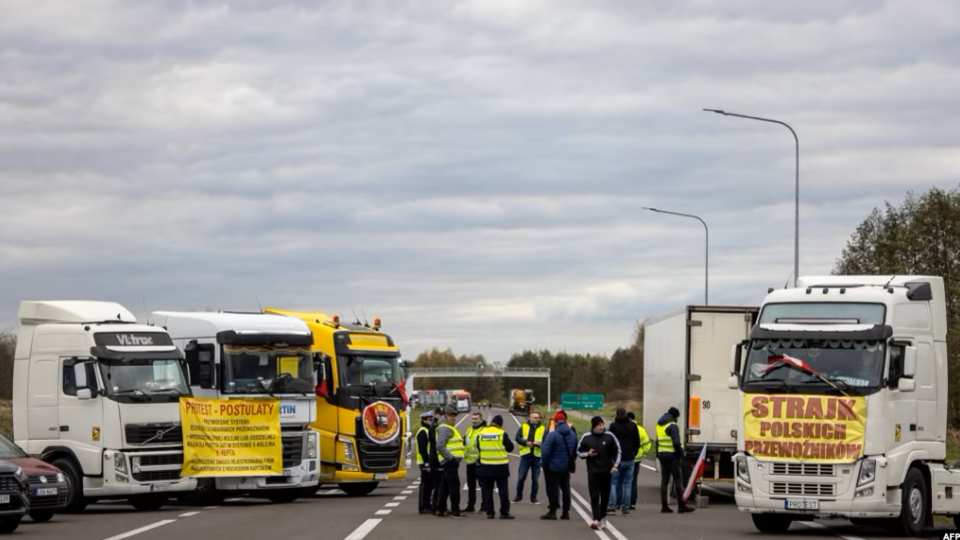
xmin=514 ymin=411 xmax=545 ymax=504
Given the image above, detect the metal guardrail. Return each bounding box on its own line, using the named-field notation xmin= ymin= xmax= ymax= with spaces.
xmin=407 ymin=367 xmax=550 ymax=374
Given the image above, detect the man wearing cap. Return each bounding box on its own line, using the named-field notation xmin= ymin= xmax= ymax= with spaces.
xmin=477 ymin=415 xmax=516 ymax=519
xmin=435 ymin=407 xmax=466 ymax=517
xmin=463 ymin=412 xmax=487 ymax=513
xmin=416 ymin=411 xmax=436 ymax=514
xmin=539 ymin=410 xmax=578 ymax=520
xmin=657 ymin=407 xmax=694 ymax=514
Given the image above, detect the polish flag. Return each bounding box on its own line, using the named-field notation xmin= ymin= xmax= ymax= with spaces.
xmin=683 ymin=444 xmax=707 ymax=502
xmin=766 ymin=354 xmax=824 ymax=377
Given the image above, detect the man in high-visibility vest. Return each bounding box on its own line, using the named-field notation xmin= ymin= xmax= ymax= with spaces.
xmin=435 ymin=406 xmax=466 ymax=517
xmin=478 ymin=414 xmax=515 ymax=519
xmin=627 ymin=411 xmax=651 ymax=510
xmin=513 ymin=410 xmax=545 ymax=504
xmin=463 ymin=411 xmax=487 ymax=513
xmin=656 ymin=407 xmax=694 ymax=514
xmin=416 ymin=411 xmax=436 ymax=514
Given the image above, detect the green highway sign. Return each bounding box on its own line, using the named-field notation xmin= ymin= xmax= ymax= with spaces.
xmin=561 ymin=393 xmax=604 ymax=410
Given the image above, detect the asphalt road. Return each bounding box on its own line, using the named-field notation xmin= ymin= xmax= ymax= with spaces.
xmin=16 ymin=407 xmax=959 ymax=540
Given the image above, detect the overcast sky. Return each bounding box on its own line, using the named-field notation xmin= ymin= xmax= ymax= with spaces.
xmin=1 ymin=1 xmax=958 ymax=361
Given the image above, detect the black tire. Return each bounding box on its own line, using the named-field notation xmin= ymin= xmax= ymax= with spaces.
xmin=0 ymin=518 xmax=20 ymax=534
xmin=129 ymin=494 xmax=167 ymax=512
xmin=889 ymin=468 xmax=927 ymax=537
xmin=751 ymin=514 xmax=792 ymax=533
xmin=29 ymin=510 xmax=55 ymax=523
xmin=339 ymin=482 xmax=378 ymax=497
xmin=299 ymin=485 xmax=321 ymax=497
xmin=267 ymin=491 xmax=299 ymax=504
xmin=953 ymin=514 xmax=960 ymax=531
xmin=52 ymin=457 xmax=86 ymax=513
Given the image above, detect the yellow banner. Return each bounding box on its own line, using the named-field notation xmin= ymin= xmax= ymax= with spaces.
xmin=180 ymin=397 xmax=283 ymax=476
xmin=743 ymin=394 xmax=866 ymax=463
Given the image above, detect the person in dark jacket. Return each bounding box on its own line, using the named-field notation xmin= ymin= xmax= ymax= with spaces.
xmin=416 ymin=411 xmax=436 ymax=513
xmin=477 ymin=415 xmax=516 ymax=519
xmin=657 ymin=407 xmax=694 ymax=514
xmin=607 ymin=407 xmax=641 ymax=514
xmin=539 ymin=411 xmax=577 ymax=520
xmin=428 ymin=406 xmax=444 ymax=511
xmin=578 ymin=416 xmax=621 ymax=530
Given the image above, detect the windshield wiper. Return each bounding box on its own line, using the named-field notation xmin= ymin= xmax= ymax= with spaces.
xmin=798 ymin=377 xmax=854 ymax=392
xmin=112 ymin=390 xmax=151 ymax=402
xmin=746 ymin=379 xmax=795 ymax=393
xmin=150 ymin=388 xmax=191 ymax=398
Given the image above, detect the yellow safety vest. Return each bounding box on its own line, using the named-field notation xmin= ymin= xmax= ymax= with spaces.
xmin=519 ymin=423 xmax=545 ymax=457
xmin=478 ymin=426 xmax=509 ymax=465
xmin=438 ymin=423 xmax=465 ymax=459
xmin=656 ymin=420 xmax=680 ymax=453
xmin=464 ymin=424 xmax=485 ymax=464
xmin=635 ymin=425 xmax=652 ymax=461
xmin=416 ymin=426 xmax=428 ymax=464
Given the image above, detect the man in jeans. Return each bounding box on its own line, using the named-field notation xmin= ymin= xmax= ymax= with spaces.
xmin=514 ymin=411 xmax=545 ymax=504
xmin=607 ymin=407 xmax=641 ymax=514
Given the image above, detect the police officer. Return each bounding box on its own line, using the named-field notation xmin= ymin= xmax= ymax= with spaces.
xmin=463 ymin=412 xmax=487 ymax=513
xmin=478 ymin=415 xmax=515 ymax=519
xmin=656 ymin=407 xmax=694 ymax=514
xmin=428 ymin=406 xmax=444 ymax=512
xmin=416 ymin=411 xmax=436 ymax=514
xmin=435 ymin=406 xmax=466 ymax=517
xmin=627 ymin=411 xmax=652 ymax=511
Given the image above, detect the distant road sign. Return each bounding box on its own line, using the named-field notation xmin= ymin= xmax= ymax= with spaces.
xmin=561 ymin=393 xmax=604 ymax=410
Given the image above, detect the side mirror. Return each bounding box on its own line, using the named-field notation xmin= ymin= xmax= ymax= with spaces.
xmin=71 ymin=362 xmax=99 ymax=398
xmin=903 ymin=346 xmax=917 ymax=377
xmin=898 ymin=378 xmax=916 ymax=393
xmin=727 ymin=375 xmax=740 ymax=390
xmin=185 ymin=342 xmax=217 ymax=389
xmin=77 ymin=388 xmax=92 ymax=400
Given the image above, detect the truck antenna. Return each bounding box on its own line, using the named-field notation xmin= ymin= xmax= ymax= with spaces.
xmin=783 ymin=270 xmax=794 ymax=289
xmin=351 ymin=307 xmax=361 ymax=326
xmin=141 ymin=291 xmax=151 ymax=325
xmin=883 ymin=275 xmax=898 ymax=289
xmin=360 ymin=307 xmax=369 ymax=327
xmin=255 ymin=295 xmax=263 ymax=313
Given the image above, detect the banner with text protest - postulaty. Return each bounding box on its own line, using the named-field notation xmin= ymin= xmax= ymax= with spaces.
xmin=180 ymin=397 xmax=283 ymax=476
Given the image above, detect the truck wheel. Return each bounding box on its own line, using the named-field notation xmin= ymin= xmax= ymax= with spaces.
xmin=0 ymin=517 xmax=21 ymax=534
xmin=751 ymin=514 xmax=792 ymax=533
xmin=889 ymin=468 xmax=927 ymax=537
xmin=29 ymin=510 xmax=55 ymax=523
xmin=52 ymin=457 xmax=86 ymax=513
xmin=298 ymin=485 xmax=321 ymax=497
xmin=953 ymin=515 xmax=960 ymax=531
xmin=129 ymin=495 xmax=167 ymax=512
xmin=339 ymin=482 xmax=378 ymax=496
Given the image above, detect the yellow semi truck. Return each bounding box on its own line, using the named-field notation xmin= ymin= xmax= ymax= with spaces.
xmin=264 ymin=309 xmax=408 ymax=496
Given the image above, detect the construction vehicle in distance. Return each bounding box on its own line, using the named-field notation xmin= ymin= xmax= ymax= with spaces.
xmin=264 ymin=309 xmax=408 ymax=497
xmin=13 ymin=301 xmax=198 ymax=513
xmin=509 ymin=388 xmax=534 ymax=416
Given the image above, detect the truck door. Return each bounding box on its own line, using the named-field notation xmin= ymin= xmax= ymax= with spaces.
xmin=687 ymin=310 xmax=754 ymax=446
xmin=58 ymin=359 xmax=104 ymax=475
xmin=914 ymin=339 xmax=937 ymax=442
xmin=28 ymin=354 xmax=59 ymax=441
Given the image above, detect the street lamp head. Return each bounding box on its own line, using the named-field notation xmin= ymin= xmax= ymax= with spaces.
xmin=641 ymin=207 xmax=660 ymax=213
xmin=703 ymin=108 xmax=726 ymax=115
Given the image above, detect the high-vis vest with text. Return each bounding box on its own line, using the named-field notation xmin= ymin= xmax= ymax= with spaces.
xmin=519 ymin=423 xmax=545 ymax=457
xmin=478 ymin=426 xmax=509 ymax=465
xmin=635 ymin=424 xmax=652 ymax=461
xmin=416 ymin=426 xmax=429 ymax=465
xmin=438 ymin=423 xmax=465 ymax=459
xmin=464 ymin=424 xmax=484 ymax=464
xmin=656 ymin=421 xmax=680 ymax=453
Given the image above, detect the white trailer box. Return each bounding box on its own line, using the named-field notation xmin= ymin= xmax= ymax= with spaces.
xmin=643 ymin=305 xmax=758 ymax=482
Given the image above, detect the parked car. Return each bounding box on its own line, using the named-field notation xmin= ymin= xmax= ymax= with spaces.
xmin=0 ymin=433 xmax=68 ymax=523
xmin=0 ymin=459 xmax=28 ymax=533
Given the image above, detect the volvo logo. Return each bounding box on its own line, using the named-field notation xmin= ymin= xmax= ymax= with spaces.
xmin=156 ymin=430 xmax=165 ymax=439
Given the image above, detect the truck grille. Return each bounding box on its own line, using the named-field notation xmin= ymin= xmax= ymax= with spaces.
xmin=138 ymin=454 xmax=182 ymax=467
xmin=132 ymin=469 xmax=182 ymax=482
xmin=771 ymin=463 xmax=835 ymax=477
xmin=131 ymin=453 xmax=184 ymax=482
xmin=772 ymin=482 xmax=835 ymax=496
xmin=126 ymin=423 xmax=183 ymax=445
xmin=282 ymin=436 xmax=304 ymax=469
xmin=357 ymin=438 xmax=401 ymax=472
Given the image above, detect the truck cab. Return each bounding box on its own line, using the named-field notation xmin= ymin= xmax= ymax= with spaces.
xmin=730 ymin=276 xmax=960 ymax=537
xmin=263 ymin=309 xmax=408 ymax=497
xmin=12 ymin=301 xmax=198 ymax=512
xmin=152 ymin=311 xmax=319 ymax=503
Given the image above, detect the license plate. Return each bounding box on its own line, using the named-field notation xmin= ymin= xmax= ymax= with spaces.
xmin=374 ymin=473 xmax=388 ymax=480
xmin=150 ymin=483 xmax=172 ymax=492
xmin=283 ymin=470 xmax=293 ymax=477
xmin=0 ymin=495 xmax=9 ymax=504
xmin=785 ymin=499 xmax=818 ymax=511
xmin=34 ymin=488 xmax=58 ymax=496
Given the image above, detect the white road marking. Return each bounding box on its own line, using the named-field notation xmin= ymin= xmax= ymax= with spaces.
xmin=385 ymin=502 xmax=400 ymax=507
xmin=456 ymin=414 xmax=470 ymax=429
xmin=178 ymin=512 xmax=200 ymax=517
xmin=568 ymin=493 xmax=611 ymax=539
xmin=401 ymin=490 xmax=414 ymax=494
xmin=202 ymin=506 xmax=220 ymax=510
xmin=323 ymin=489 xmax=342 ymax=495
xmin=375 ymin=509 xmax=392 ymax=516
xmin=344 ymin=518 xmax=382 ymax=540
xmin=572 ymin=489 xmax=627 ymax=540
xmin=393 ymin=496 xmax=407 ymax=501
xmin=101 ymin=520 xmax=177 ymax=540
xmin=641 ymin=463 xmax=656 ymax=472
xmin=508 ymin=453 xmax=521 ymax=458
xmin=800 ymin=521 xmax=867 ymax=540
xmin=509 ymin=413 xmax=522 ymax=429
xmin=225 ymin=497 xmax=243 ymax=502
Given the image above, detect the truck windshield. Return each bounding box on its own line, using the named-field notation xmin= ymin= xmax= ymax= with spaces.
xmin=98 ymin=358 xmax=190 ymax=403
xmin=742 ymin=339 xmax=885 ymax=389
xmin=341 ymin=355 xmax=401 ymax=386
xmin=222 ymin=344 xmax=314 ymax=395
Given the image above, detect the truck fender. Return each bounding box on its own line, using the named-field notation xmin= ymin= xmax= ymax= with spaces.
xmin=893 ymin=451 xmax=932 ymax=487
xmin=40 ymin=446 xmax=83 ymax=471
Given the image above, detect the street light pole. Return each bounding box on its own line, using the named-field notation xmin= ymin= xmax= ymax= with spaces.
xmin=642 ymin=207 xmax=709 ymax=305
xmin=703 ymin=108 xmax=799 ymax=287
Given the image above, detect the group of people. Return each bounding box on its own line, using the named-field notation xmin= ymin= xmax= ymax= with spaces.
xmin=415 ymin=404 xmax=694 ymax=530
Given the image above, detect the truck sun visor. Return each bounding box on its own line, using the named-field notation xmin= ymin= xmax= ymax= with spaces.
xmin=750 ymin=324 xmax=893 ymax=341
xmin=215 ymin=330 xmax=314 ymax=347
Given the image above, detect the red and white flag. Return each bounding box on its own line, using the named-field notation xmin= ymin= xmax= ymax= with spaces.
xmin=683 ymin=444 xmax=707 ymax=502
xmin=765 ymin=354 xmax=822 ymax=376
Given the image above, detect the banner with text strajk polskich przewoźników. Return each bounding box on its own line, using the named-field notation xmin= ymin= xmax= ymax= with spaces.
xmin=180 ymin=397 xmax=283 ymax=476
xmin=742 ymin=394 xmax=866 ymax=462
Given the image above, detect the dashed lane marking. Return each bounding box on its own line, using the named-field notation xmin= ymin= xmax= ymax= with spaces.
xmin=344 ymin=518 xmax=382 ymax=540
xmin=102 ymin=520 xmax=177 ymax=540
xmin=401 ymin=490 xmax=413 ymax=494
xmin=375 ymin=510 xmax=392 ymax=516
xmin=225 ymin=497 xmax=243 ymax=502
xmin=385 ymin=502 xmax=401 ymax=507
xmin=202 ymin=506 xmax=220 ymax=510
xmin=393 ymin=496 xmax=407 ymax=501
xmin=568 ymin=493 xmax=611 ymax=539
xmin=178 ymin=512 xmax=200 ymax=517
xmin=571 ymin=488 xmax=626 ymax=540
xmin=640 ymin=463 xmax=656 ymax=472
xmin=323 ymin=489 xmax=343 ymax=495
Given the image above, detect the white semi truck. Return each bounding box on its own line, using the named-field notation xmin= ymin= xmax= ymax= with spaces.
xmin=643 ymin=305 xmax=759 ymax=486
xmin=12 ymin=301 xmax=198 ymax=512
xmin=730 ymin=275 xmax=960 ymax=537
xmin=153 ymin=311 xmax=319 ymax=503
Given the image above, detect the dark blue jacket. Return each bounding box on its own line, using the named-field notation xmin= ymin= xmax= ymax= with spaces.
xmin=540 ymin=421 xmax=578 ymax=473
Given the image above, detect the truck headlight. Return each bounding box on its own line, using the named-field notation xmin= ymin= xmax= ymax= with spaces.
xmin=343 ymin=440 xmax=357 ymax=463
xmin=308 ymin=433 xmax=318 ymax=459
xmin=114 ymin=453 xmax=127 ymax=474
xmin=736 ymin=455 xmax=750 ymax=484
xmin=857 ymin=459 xmax=876 ymax=487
